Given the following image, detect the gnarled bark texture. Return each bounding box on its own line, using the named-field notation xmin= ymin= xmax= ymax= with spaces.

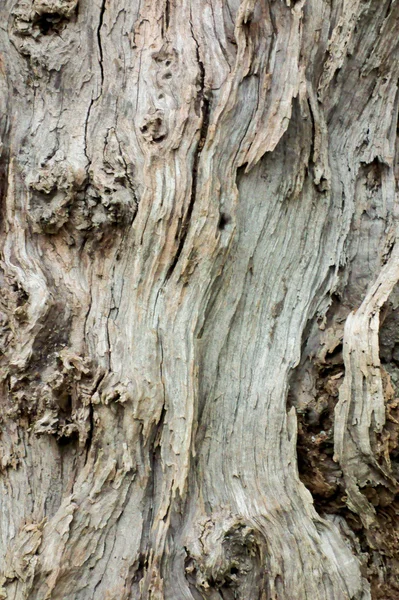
xmin=0 ymin=0 xmax=399 ymax=598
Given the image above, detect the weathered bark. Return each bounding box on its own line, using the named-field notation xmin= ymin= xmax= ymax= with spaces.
xmin=0 ymin=0 xmax=398 ymax=598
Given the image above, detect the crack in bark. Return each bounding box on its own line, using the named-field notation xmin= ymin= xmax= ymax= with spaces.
xmin=97 ymin=0 xmax=106 ymax=89
xmin=83 ymin=370 xmax=106 ymax=466
xmin=83 ymin=0 xmax=106 ymax=165
xmin=165 ymin=26 xmax=210 ymax=283
xmin=164 ymin=0 xmax=170 ymax=33
xmin=83 ymin=97 xmax=95 ymax=166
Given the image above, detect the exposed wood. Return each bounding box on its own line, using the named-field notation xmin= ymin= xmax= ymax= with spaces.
xmin=0 ymin=0 xmax=399 ymax=598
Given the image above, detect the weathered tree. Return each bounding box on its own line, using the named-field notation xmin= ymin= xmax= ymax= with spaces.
xmin=0 ymin=0 xmax=399 ymax=598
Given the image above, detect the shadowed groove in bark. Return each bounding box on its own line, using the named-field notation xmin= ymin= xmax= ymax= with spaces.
xmin=96 ymin=0 xmax=106 ymax=88
xmin=165 ymin=53 xmax=210 ymax=283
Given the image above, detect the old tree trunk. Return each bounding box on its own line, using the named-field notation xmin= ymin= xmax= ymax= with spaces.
xmin=1 ymin=0 xmax=399 ymax=598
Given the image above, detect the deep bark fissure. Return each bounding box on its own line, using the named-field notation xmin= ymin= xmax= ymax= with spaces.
xmin=96 ymin=0 xmax=106 ymax=89
xmin=164 ymin=0 xmax=170 ymax=33
xmin=165 ymin=34 xmax=210 ymax=283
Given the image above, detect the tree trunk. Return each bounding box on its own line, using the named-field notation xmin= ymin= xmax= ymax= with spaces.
xmin=0 ymin=0 xmax=398 ymax=598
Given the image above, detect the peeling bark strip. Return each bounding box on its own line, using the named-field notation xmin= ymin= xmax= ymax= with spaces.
xmin=0 ymin=0 xmax=399 ymax=598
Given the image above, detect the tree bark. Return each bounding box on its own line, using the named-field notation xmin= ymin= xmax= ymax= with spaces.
xmin=0 ymin=0 xmax=399 ymax=598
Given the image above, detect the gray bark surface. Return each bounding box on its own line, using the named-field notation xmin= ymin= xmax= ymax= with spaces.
xmin=0 ymin=0 xmax=398 ymax=598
